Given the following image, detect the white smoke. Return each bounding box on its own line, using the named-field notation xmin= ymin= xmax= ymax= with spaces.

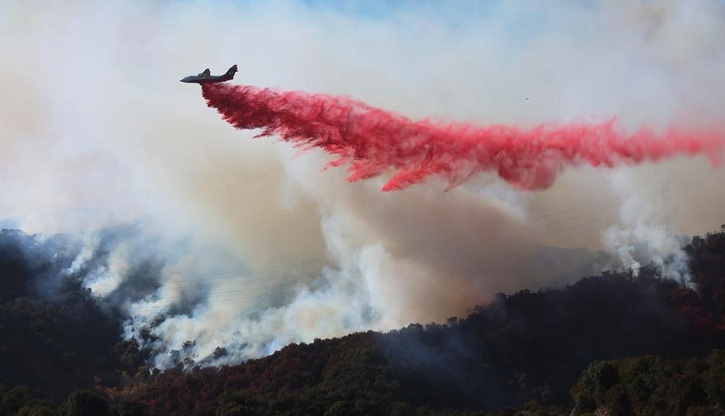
xmin=1 ymin=0 xmax=724 ymax=368
xmin=604 ymin=169 xmax=689 ymax=281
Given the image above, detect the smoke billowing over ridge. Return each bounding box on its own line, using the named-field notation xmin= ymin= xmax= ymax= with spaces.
xmin=2 ymin=0 xmax=725 ymax=368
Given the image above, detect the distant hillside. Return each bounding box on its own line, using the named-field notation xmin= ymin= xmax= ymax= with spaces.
xmin=1 ymin=226 xmax=724 ymax=415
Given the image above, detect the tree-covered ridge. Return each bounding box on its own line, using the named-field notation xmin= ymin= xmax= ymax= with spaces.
xmin=571 ymin=350 xmax=725 ymax=415
xmin=0 ymin=229 xmax=148 ymax=401
xmin=686 ymin=227 xmax=725 ymax=330
xmin=111 ymin=227 xmax=725 ymax=415
xmin=1 ymin=226 xmax=725 ymax=415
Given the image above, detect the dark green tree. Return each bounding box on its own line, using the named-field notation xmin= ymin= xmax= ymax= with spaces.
xmin=58 ymin=390 xmax=109 ymax=416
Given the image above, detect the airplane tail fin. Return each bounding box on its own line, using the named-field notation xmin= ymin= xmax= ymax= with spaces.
xmin=226 ymin=65 xmax=238 ymax=78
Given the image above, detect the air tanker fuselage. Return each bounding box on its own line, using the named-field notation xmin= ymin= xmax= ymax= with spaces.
xmin=181 ymin=65 xmax=238 ymax=84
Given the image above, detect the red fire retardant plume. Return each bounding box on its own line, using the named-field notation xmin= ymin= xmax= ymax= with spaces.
xmin=201 ymin=83 xmax=724 ymax=191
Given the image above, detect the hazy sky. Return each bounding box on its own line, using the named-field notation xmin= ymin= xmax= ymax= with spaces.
xmin=2 ymin=0 xmax=724 ymax=367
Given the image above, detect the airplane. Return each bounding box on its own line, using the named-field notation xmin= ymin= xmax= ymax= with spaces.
xmin=180 ymin=65 xmax=238 ymax=84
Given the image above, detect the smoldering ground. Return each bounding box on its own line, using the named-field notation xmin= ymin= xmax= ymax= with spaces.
xmin=1 ymin=0 xmax=725 ymax=368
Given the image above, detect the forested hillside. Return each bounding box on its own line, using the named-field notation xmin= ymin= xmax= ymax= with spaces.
xmin=1 ymin=226 xmax=724 ymax=415
xmin=571 ymin=351 xmax=725 ymax=415
xmin=0 ymin=230 xmax=147 ymax=402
